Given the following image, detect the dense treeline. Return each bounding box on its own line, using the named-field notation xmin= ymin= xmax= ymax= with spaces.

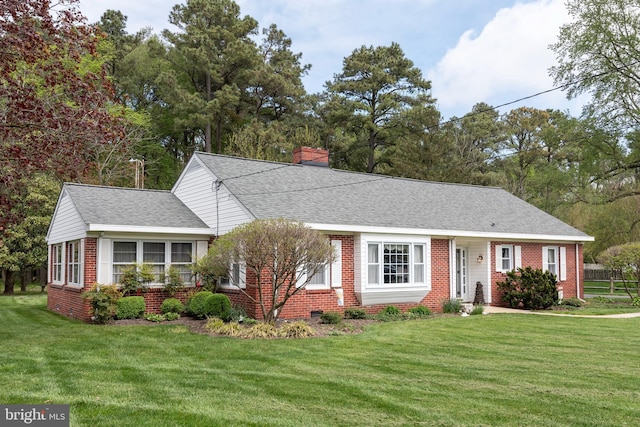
xmin=1 ymin=0 xmax=639 ymax=292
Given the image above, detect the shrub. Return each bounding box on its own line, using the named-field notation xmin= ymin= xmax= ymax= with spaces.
xmin=470 ymin=305 xmax=484 ymax=315
xmin=375 ymin=305 xmax=406 ymax=322
xmin=407 ymin=305 xmax=431 ymax=318
xmin=161 ymin=298 xmax=184 ymax=314
xmin=228 ymin=305 xmax=248 ymax=322
xmin=497 ymin=267 xmax=559 ymax=310
xmin=144 ymin=313 xmax=165 ymax=322
xmin=163 ymin=265 xmax=185 ymax=296
xmin=216 ymin=322 xmax=242 ymax=337
xmin=116 ymin=296 xmax=146 ymax=319
xmin=188 ymin=291 xmax=214 ymax=318
xmin=562 ymin=297 xmax=583 ymax=307
xmin=442 ymin=299 xmax=462 ymax=314
xmin=204 ymin=317 xmax=225 ymax=333
xmin=82 ymin=284 xmax=121 ymax=324
xmin=164 ymin=312 xmax=180 ymax=321
xmin=633 ymin=297 xmax=640 ymax=307
xmin=279 ymin=321 xmax=316 ymax=338
xmin=320 ymin=311 xmax=342 ymax=324
xmin=344 ymin=307 xmax=367 ymax=319
xmin=241 ymin=322 xmax=279 ymax=339
xmin=204 ymin=293 xmax=232 ymax=321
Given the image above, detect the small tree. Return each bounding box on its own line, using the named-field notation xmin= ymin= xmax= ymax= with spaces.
xmin=598 ymin=243 xmax=640 ymax=300
xmin=200 ymin=218 xmax=336 ymax=323
xmin=497 ymin=267 xmax=559 ymax=310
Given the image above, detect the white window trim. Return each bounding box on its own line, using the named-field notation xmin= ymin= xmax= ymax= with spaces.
xmin=219 ymin=262 xmax=246 ymax=290
xmin=51 ymin=243 xmax=65 ymax=285
xmin=543 ymin=246 xmax=567 ymax=281
xmin=365 ymin=239 xmax=429 ymax=289
xmin=303 ymin=263 xmax=331 ymax=291
xmin=66 ymin=240 xmax=83 ymax=287
xmin=495 ymin=244 xmax=522 ymax=273
xmin=112 ymin=239 xmax=196 ymax=286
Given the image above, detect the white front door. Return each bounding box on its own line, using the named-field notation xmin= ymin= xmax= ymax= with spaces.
xmin=456 ymin=248 xmax=468 ymax=300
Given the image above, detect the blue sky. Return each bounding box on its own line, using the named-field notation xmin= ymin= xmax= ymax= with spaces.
xmin=77 ymin=0 xmax=587 ymax=120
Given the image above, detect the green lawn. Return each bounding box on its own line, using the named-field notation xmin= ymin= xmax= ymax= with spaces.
xmin=2 ymin=295 xmax=640 ymax=426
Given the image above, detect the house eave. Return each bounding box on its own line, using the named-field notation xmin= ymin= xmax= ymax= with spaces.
xmin=305 ymin=223 xmax=594 ymax=243
xmin=87 ymin=224 xmax=215 ymax=236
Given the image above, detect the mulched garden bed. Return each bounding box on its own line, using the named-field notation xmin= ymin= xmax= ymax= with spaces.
xmin=112 ymin=315 xmax=378 ymax=338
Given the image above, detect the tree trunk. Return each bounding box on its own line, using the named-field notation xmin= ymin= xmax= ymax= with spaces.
xmin=204 ymin=72 xmax=212 ymax=153
xmin=3 ymin=270 xmax=15 ymax=295
xmin=20 ymin=272 xmax=27 ymax=292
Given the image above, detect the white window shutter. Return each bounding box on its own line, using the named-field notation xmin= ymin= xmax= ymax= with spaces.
xmin=514 ymin=246 xmax=522 ymax=269
xmin=495 ymin=245 xmax=502 ymax=271
xmin=195 ymin=240 xmax=209 ymax=260
xmin=542 ymin=247 xmax=549 ymax=270
xmin=98 ymin=238 xmax=112 ymax=284
xmin=331 ymin=240 xmax=342 ymax=288
xmin=559 ymin=247 xmax=567 ymax=281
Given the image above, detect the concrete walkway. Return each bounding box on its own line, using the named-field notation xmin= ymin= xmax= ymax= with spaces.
xmin=483 ymin=306 xmax=640 ymax=318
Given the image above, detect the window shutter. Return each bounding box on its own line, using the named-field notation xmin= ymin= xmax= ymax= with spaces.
xmin=559 ymin=247 xmax=567 ymax=281
xmin=542 ymin=247 xmax=549 ymax=270
xmin=495 ymin=245 xmax=502 ymax=271
xmin=195 ymin=240 xmax=209 ymax=260
xmin=331 ymin=240 xmax=342 ymax=288
xmin=98 ymin=238 xmax=112 ymax=284
xmin=514 ymin=246 xmax=522 ymax=269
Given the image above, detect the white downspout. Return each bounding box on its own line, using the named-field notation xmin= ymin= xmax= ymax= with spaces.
xmin=576 ymin=243 xmax=582 ymax=301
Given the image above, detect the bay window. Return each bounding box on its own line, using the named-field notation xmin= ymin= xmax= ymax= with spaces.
xmin=367 ymin=242 xmax=426 ymax=286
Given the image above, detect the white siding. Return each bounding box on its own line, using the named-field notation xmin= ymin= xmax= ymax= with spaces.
xmin=47 ymin=190 xmax=87 ymax=244
xmin=173 ymin=158 xmax=252 ymax=235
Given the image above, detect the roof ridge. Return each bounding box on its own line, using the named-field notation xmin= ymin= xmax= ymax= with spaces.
xmin=64 ymin=182 xmax=171 ymax=193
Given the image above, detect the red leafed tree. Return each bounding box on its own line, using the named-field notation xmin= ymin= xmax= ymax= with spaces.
xmin=0 ymin=0 xmax=128 ymax=292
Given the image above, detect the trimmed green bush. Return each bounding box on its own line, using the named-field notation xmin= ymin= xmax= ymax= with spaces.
xmin=188 ymin=291 xmax=214 ymax=318
xmin=344 ymin=307 xmax=367 ymax=319
xmin=116 ymin=296 xmax=145 ymax=319
xmin=205 ymin=293 xmax=232 ymax=321
xmin=320 ymin=311 xmax=342 ymax=324
xmin=161 ymin=298 xmax=184 ymax=314
xmin=442 ymin=299 xmax=463 ymax=314
xmin=497 ymin=267 xmax=559 ymax=310
xmin=82 ymin=284 xmax=121 ymax=324
xmin=407 ymin=305 xmax=432 ymax=318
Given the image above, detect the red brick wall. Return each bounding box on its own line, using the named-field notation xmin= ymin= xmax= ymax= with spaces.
xmin=420 ymin=239 xmax=451 ymax=313
xmin=491 ymin=241 xmax=583 ymax=306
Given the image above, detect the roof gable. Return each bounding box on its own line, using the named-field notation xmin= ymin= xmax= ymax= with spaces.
xmin=193 ymin=152 xmax=592 ymax=240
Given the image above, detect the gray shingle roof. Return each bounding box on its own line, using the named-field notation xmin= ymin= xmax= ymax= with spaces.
xmin=195 ymin=152 xmax=591 ymax=239
xmin=64 ymin=183 xmax=209 ymax=229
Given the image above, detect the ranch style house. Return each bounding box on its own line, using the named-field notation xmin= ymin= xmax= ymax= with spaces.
xmin=46 ymin=147 xmax=594 ymax=321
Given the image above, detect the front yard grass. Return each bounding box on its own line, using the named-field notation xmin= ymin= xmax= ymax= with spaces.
xmin=1 ymin=294 xmax=640 ymax=426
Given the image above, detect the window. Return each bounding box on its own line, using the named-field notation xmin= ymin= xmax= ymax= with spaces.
xmin=305 ymin=263 xmax=329 ymax=290
xmin=171 ymin=242 xmax=193 ymax=284
xmin=112 ymin=241 xmax=195 ymax=285
xmin=52 ymin=244 xmax=63 ymax=283
xmin=113 ymin=241 xmax=137 ymax=284
xmin=367 ymin=242 xmax=426 ymax=286
xmin=219 ymin=262 xmax=245 ymax=289
xmin=143 ymin=242 xmax=166 ymax=282
xmin=501 ymin=245 xmax=512 ymax=271
xmin=543 ymin=246 xmax=559 ymax=277
xmin=67 ymin=240 xmax=81 ymax=285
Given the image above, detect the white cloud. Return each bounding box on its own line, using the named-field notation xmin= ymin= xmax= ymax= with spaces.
xmin=428 ymin=0 xmax=574 ymax=118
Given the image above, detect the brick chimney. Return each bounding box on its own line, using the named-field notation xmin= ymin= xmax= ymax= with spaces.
xmin=292 ymin=146 xmax=329 ymax=167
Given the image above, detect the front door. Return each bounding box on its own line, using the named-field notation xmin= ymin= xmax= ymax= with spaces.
xmin=456 ymin=248 xmax=468 ymax=300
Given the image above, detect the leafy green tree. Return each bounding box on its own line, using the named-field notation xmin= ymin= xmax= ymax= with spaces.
xmin=550 ymin=0 xmax=640 ymax=127
xmin=198 ymin=219 xmax=335 ymax=323
xmin=325 ymin=43 xmax=438 ymax=173
xmin=598 ymin=242 xmax=640 ymax=300
xmin=161 ymin=0 xmax=260 ymax=153
xmin=0 ymin=175 xmax=60 ymax=295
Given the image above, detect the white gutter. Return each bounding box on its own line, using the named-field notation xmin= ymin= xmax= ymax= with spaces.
xmin=305 ymin=222 xmax=594 ymax=243
xmin=87 ymin=224 xmax=215 ymax=235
